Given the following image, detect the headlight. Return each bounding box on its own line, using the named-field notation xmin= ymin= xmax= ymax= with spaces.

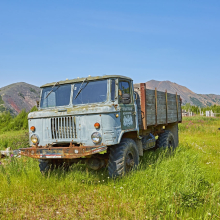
xmin=91 ymin=132 xmax=102 ymax=144
xmin=31 ymin=134 xmax=39 ymax=144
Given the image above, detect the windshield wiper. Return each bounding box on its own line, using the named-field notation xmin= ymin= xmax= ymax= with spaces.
xmin=45 ymin=82 xmax=60 ymax=99
xmin=74 ymin=78 xmax=89 ymax=99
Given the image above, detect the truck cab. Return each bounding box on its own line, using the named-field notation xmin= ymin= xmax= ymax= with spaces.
xmin=28 ymin=75 xmax=137 ymax=148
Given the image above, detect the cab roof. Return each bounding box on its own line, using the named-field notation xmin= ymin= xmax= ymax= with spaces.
xmin=41 ymin=75 xmax=132 ymax=88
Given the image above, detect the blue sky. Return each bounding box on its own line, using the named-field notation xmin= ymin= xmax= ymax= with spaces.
xmin=0 ymin=0 xmax=220 ymax=94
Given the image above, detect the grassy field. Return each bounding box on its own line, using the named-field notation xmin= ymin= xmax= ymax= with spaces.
xmin=0 ymin=116 xmax=220 ymax=219
xmin=0 ymin=130 xmax=29 ymax=151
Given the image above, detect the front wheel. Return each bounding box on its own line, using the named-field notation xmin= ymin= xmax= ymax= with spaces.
xmin=38 ymin=159 xmax=70 ymax=174
xmin=39 ymin=159 xmax=53 ymax=174
xmin=108 ymin=138 xmax=139 ymax=178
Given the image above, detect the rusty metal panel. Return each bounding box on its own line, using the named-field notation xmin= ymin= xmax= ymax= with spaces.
xmin=140 ymin=83 xmax=147 ymax=130
xmin=20 ymin=145 xmax=107 ymax=159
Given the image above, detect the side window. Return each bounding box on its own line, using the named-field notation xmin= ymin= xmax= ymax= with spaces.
xmin=111 ymin=79 xmax=115 ymax=101
xmin=119 ymin=81 xmax=130 ymax=103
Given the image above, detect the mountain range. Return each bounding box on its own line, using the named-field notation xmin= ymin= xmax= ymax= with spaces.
xmin=0 ymin=80 xmax=219 ymax=115
xmin=0 ymin=82 xmax=40 ymax=115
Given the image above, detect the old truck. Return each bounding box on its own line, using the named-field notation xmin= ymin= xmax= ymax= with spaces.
xmin=20 ymin=75 xmax=182 ymax=177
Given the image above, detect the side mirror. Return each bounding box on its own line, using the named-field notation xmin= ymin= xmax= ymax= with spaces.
xmin=121 ymin=93 xmax=131 ymax=104
xmin=36 ymin=100 xmax=40 ymax=108
xmin=134 ymin=92 xmax=138 ymax=100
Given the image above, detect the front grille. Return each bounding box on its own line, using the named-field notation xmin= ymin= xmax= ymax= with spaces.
xmin=51 ymin=117 xmax=77 ymax=140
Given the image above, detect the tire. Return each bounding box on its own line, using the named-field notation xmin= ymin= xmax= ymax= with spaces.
xmin=38 ymin=159 xmax=70 ymax=174
xmin=156 ymin=130 xmax=176 ymax=150
xmin=108 ymin=138 xmax=139 ymax=178
xmin=39 ymin=159 xmax=53 ymax=174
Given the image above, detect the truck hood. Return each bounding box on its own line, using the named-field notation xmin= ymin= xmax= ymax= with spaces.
xmin=28 ymin=104 xmax=119 ymax=119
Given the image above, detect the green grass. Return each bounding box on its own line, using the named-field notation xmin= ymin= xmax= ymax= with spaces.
xmin=1 ymin=116 xmax=220 ymax=219
xmin=0 ymin=130 xmax=29 ymax=151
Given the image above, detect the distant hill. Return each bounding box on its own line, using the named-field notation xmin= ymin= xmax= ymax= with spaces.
xmin=144 ymin=80 xmax=220 ymax=107
xmin=0 ymin=82 xmax=40 ymax=115
xmin=198 ymin=94 xmax=220 ymax=106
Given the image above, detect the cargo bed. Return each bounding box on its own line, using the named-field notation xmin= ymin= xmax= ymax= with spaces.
xmin=134 ymin=83 xmax=182 ymax=129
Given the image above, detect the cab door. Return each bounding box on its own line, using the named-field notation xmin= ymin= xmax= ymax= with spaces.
xmin=118 ymin=79 xmax=136 ymax=131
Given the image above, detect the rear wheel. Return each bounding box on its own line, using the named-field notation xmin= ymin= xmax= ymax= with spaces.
xmin=38 ymin=159 xmax=70 ymax=174
xmin=156 ymin=130 xmax=176 ymax=150
xmin=108 ymin=138 xmax=139 ymax=178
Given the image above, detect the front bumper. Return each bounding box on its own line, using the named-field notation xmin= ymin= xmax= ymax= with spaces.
xmin=19 ymin=145 xmax=107 ymax=159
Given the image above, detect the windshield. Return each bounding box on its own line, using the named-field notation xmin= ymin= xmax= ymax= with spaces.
xmin=73 ymin=80 xmax=107 ymax=105
xmin=40 ymin=84 xmax=71 ymax=108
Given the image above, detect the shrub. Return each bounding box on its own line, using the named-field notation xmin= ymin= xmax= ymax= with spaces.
xmin=0 ymin=106 xmax=38 ymax=132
